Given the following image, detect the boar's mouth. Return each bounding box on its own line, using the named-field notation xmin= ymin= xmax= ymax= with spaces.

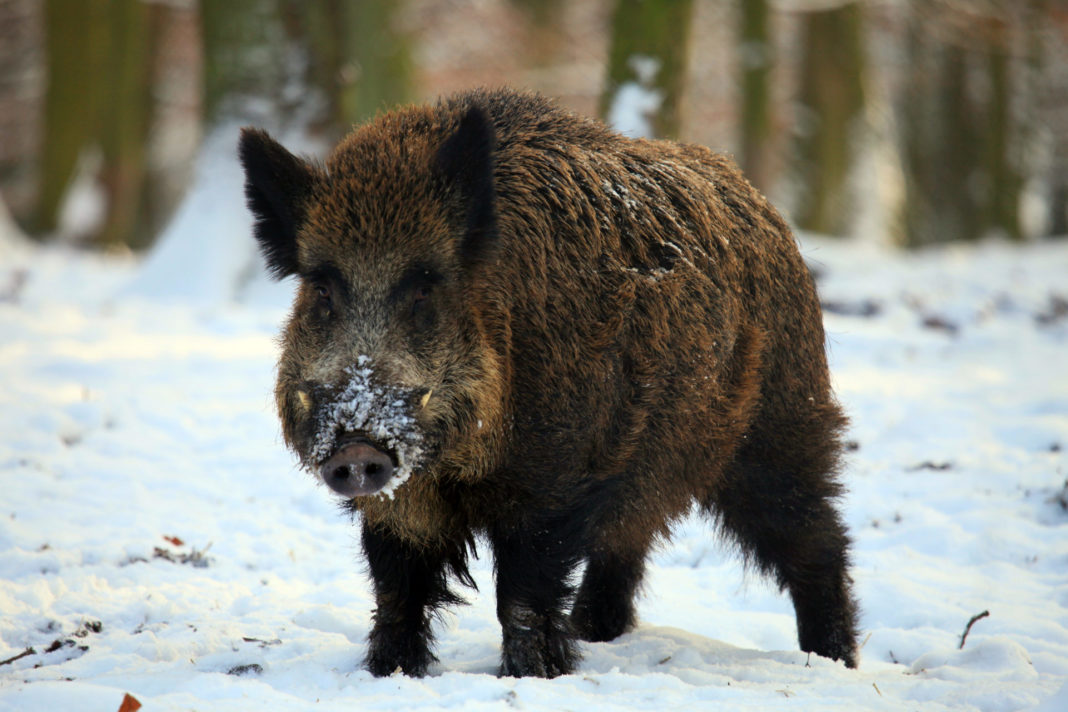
xmin=318 ymin=434 xmax=397 ymax=498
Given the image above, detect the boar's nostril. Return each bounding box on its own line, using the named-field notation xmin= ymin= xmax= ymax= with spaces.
xmin=319 ymin=441 xmax=395 ymax=497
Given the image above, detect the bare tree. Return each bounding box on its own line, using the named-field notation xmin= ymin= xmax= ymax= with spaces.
xmin=30 ymin=0 xmax=179 ymax=250
xmin=301 ymin=0 xmax=413 ymax=136
xmin=899 ymin=0 xmax=1041 ymax=245
xmin=600 ymin=0 xmax=695 ymax=139
xmin=739 ymin=0 xmax=774 ymax=192
xmin=790 ymin=0 xmax=867 ymax=237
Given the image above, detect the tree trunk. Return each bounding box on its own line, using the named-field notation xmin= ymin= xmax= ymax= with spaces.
xmin=899 ymin=1 xmax=1033 ymax=246
xmin=980 ymin=17 xmax=1023 ymax=242
xmin=301 ymin=0 xmax=413 ymax=139
xmin=600 ymin=0 xmax=695 ymax=139
xmin=31 ymin=0 xmax=108 ymax=238
xmin=739 ymin=0 xmax=773 ymax=192
xmin=900 ymin=20 xmax=977 ymax=247
xmin=791 ymin=1 xmax=867 ymax=236
xmin=92 ymin=0 xmax=154 ymax=250
xmin=1037 ymin=0 xmax=1068 ymax=236
xmin=201 ymin=0 xmax=293 ymax=126
xmin=0 ymin=0 xmax=45 ymax=227
xmin=29 ymin=0 xmax=189 ymax=250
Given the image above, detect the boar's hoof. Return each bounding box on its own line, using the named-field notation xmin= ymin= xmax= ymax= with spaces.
xmin=319 ymin=439 xmax=395 ymax=497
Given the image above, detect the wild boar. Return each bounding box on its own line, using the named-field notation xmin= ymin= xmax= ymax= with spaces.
xmin=238 ymin=87 xmax=859 ymax=678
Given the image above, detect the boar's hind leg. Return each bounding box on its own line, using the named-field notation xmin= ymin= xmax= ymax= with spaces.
xmin=361 ymin=522 xmax=468 ymax=677
xmin=709 ymin=427 xmax=859 ymax=668
xmin=490 ymin=521 xmax=585 ymax=678
xmin=570 ymin=545 xmax=648 ymax=643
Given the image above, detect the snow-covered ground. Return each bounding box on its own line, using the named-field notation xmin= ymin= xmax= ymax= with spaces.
xmin=1 ymin=171 xmax=1066 ymax=710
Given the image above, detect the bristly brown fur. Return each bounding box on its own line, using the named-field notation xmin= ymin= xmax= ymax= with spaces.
xmin=240 ymin=87 xmax=859 ymax=678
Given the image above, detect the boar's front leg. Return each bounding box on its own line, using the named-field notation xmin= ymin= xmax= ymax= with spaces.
xmin=490 ymin=519 xmax=584 ymax=678
xmin=361 ymin=521 xmax=463 ymax=677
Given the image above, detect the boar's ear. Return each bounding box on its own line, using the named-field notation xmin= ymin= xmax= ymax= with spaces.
xmin=238 ymin=128 xmax=318 ymax=279
xmin=435 ymin=105 xmax=499 ymax=270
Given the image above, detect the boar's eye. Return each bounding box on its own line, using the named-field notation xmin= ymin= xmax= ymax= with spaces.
xmin=411 ymin=283 xmax=432 ymax=313
xmin=392 ymin=266 xmax=442 ymax=326
xmin=303 ymin=265 xmax=343 ymax=317
xmin=310 ymin=281 xmax=332 ymax=314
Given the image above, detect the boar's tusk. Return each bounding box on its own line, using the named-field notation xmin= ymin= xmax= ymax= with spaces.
xmin=296 ymin=390 xmax=312 ymax=413
xmin=420 ymin=389 xmax=433 ymax=410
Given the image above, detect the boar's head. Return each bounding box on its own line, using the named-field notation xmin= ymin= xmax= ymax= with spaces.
xmin=238 ymin=105 xmax=505 ymax=499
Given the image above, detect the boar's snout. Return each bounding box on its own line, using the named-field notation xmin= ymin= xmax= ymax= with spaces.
xmin=319 ymin=438 xmax=396 ymax=497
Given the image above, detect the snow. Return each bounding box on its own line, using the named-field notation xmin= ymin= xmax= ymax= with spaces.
xmin=1 ymin=145 xmax=1067 ymax=710
xmin=56 ymin=148 xmax=107 ymax=244
xmin=120 ymin=124 xmax=282 ymax=308
xmin=607 ymin=56 xmax=664 ymax=139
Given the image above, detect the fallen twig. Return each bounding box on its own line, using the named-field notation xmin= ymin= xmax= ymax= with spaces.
xmin=959 ymin=610 xmax=990 ymax=650
xmin=0 ymin=647 xmax=35 ymax=666
xmin=227 ymin=663 xmax=263 ymax=676
xmin=907 ymin=461 xmax=953 ymax=472
xmin=242 ymin=636 xmax=282 ymax=648
xmin=0 ymin=621 xmax=102 ymax=668
xmin=152 ymin=541 xmax=213 ymax=568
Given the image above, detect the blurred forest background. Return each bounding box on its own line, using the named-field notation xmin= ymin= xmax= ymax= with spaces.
xmin=1 ymin=0 xmax=1066 ymax=253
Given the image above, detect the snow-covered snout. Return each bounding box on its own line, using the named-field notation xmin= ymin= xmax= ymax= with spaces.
xmin=288 ymin=359 xmax=431 ymax=499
